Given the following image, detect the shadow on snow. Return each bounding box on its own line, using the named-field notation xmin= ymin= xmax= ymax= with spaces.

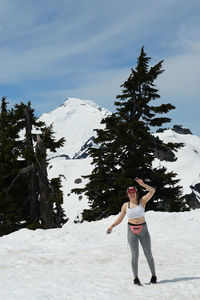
xmin=157 ymin=276 xmax=200 ymax=284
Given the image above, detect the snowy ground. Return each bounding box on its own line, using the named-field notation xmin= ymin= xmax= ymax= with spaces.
xmin=0 ymin=209 xmax=200 ymax=300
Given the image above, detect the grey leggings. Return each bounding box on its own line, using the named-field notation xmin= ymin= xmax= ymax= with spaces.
xmin=127 ymin=222 xmax=156 ymax=278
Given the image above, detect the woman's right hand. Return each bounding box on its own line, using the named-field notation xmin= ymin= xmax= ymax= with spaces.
xmin=106 ymin=225 xmax=113 ymax=234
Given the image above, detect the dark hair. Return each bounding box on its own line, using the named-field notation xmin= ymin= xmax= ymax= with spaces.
xmin=136 ymin=191 xmax=140 ymax=204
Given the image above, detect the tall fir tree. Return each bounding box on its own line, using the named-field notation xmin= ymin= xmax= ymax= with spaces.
xmin=73 ymin=47 xmax=188 ymax=221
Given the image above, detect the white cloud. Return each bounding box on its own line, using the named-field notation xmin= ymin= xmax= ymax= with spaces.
xmin=0 ymin=0 xmax=194 ymax=85
xmin=156 ymin=41 xmax=200 ymax=104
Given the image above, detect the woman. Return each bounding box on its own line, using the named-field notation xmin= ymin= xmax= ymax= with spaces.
xmin=106 ymin=177 xmax=157 ymax=285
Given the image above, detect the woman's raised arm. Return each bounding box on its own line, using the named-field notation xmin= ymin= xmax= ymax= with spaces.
xmin=135 ymin=177 xmax=156 ymax=205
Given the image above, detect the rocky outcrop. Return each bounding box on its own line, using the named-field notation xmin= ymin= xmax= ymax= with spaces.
xmin=73 ymin=136 xmax=96 ymax=159
xmin=172 ymin=125 xmax=192 ymax=135
xmin=74 ymin=178 xmax=82 ymax=184
xmin=184 ymin=183 xmax=200 ymax=209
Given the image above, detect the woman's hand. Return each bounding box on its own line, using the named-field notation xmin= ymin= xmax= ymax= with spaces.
xmin=106 ymin=225 xmax=114 ymax=234
xmin=135 ymin=177 xmax=145 ymax=187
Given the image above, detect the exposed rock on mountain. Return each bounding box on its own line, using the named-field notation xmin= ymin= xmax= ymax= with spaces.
xmin=172 ymin=125 xmax=193 ymax=135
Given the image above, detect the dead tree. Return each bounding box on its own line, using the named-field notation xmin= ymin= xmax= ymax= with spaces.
xmin=23 ymin=107 xmax=39 ymax=223
xmin=35 ymin=134 xmax=55 ymax=228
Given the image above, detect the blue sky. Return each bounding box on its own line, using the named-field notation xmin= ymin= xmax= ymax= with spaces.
xmin=0 ymin=0 xmax=200 ymax=135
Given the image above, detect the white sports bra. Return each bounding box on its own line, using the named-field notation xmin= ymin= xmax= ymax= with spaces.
xmin=126 ymin=202 xmax=145 ymax=219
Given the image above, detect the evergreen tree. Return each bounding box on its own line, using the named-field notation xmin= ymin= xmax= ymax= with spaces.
xmin=73 ymin=47 xmax=188 ymax=221
xmin=0 ymin=97 xmax=29 ymax=235
xmin=0 ymin=99 xmax=67 ymax=235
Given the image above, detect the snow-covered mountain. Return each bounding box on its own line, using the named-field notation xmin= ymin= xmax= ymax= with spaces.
xmin=39 ymin=98 xmax=110 ymax=159
xmin=154 ymin=129 xmax=200 ymax=195
xmin=40 ymin=97 xmax=200 ymax=222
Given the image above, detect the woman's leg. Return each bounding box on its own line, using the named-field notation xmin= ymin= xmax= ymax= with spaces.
xmin=128 ymin=225 xmax=139 ymax=278
xmin=138 ymin=224 xmax=156 ymax=275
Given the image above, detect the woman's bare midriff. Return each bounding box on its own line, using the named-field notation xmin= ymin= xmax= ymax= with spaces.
xmin=128 ymin=217 xmax=145 ymax=224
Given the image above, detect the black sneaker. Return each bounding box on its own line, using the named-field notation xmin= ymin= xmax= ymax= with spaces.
xmin=134 ymin=277 xmax=142 ymax=285
xmin=150 ymin=275 xmax=157 ymax=284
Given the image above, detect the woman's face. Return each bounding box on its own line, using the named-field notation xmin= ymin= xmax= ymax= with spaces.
xmin=127 ymin=190 xmax=137 ymax=199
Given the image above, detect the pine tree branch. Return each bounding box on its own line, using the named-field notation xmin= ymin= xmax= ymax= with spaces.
xmin=150 ymin=104 xmax=175 ymax=114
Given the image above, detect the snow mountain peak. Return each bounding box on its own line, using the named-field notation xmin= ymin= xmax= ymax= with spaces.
xmin=59 ymin=97 xmax=106 ymax=112
xmin=39 ymin=97 xmax=111 ymax=159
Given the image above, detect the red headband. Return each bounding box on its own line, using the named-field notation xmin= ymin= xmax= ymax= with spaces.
xmin=127 ymin=186 xmax=137 ymax=193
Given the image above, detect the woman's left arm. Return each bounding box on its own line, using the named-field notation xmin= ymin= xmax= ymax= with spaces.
xmin=135 ymin=177 xmax=156 ymax=205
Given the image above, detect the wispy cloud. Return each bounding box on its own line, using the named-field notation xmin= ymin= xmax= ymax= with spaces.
xmin=157 ymin=22 xmax=200 ymax=103
xmin=0 ymin=0 xmax=200 ymax=134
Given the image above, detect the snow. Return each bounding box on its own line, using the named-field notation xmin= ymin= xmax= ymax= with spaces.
xmin=0 ymin=210 xmax=199 ymax=299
